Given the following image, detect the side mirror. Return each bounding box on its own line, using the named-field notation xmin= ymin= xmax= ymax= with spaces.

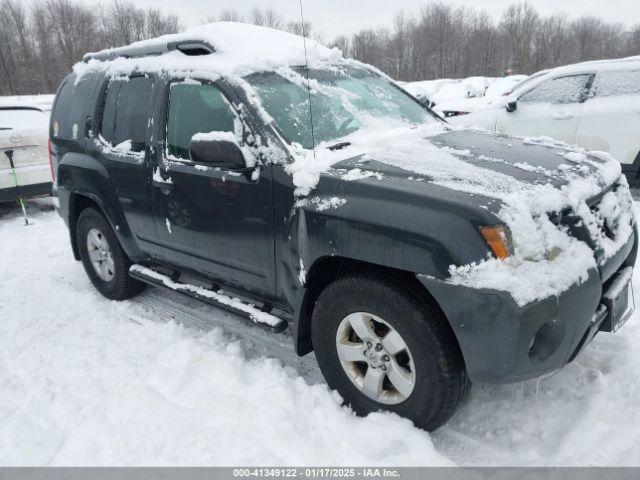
xmin=416 ymin=95 xmax=434 ymax=109
xmin=189 ymin=133 xmax=246 ymax=170
xmin=506 ymin=97 xmax=518 ymax=112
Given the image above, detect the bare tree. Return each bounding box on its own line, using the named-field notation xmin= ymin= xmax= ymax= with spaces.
xmin=329 ymin=35 xmax=350 ymax=56
xmin=2 ymin=0 xmax=640 ymax=96
xmin=248 ymin=7 xmax=282 ymax=29
xmin=628 ymin=24 xmax=640 ymax=55
xmin=500 ymin=2 xmax=540 ymax=72
xmin=218 ymin=9 xmax=243 ymax=22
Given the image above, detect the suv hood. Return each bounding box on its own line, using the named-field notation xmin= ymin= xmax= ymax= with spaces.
xmin=328 ymin=128 xmax=616 ymax=200
xmin=301 ymin=125 xmax=633 ymax=306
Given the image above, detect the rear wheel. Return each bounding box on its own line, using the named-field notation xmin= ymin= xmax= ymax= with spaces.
xmin=76 ymin=207 xmax=145 ymax=300
xmin=311 ymin=274 xmax=469 ymax=431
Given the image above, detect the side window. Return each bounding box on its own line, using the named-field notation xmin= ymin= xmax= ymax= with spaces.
xmin=166 ymin=83 xmax=237 ymax=161
xmin=592 ymin=70 xmax=640 ymax=97
xmin=520 ymin=74 xmax=591 ymax=105
xmin=100 ymin=76 xmax=154 ymax=152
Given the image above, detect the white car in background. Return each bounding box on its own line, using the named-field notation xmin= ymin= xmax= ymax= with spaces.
xmin=0 ymin=101 xmax=52 ymax=203
xmin=402 ymin=75 xmax=527 ymax=118
xmin=451 ymin=57 xmax=640 ymax=184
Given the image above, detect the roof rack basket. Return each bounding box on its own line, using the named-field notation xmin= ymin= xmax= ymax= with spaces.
xmin=83 ymin=40 xmax=215 ymax=63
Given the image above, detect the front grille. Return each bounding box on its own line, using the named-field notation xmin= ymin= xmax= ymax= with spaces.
xmin=549 ymin=182 xmax=628 ymax=264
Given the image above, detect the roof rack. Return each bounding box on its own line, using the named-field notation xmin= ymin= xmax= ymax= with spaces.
xmin=83 ymin=40 xmax=216 ymax=63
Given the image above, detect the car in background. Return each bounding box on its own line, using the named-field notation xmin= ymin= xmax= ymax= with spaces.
xmin=402 ymin=75 xmax=527 ymax=118
xmin=450 ymin=57 xmax=640 ymax=185
xmin=0 ymin=103 xmax=51 ymax=203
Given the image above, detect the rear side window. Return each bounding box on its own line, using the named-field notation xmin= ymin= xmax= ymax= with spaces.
xmin=100 ymin=76 xmax=154 ymax=152
xmin=166 ymin=83 xmax=236 ymax=160
xmin=51 ymin=74 xmax=99 ymax=139
xmin=520 ymin=74 xmax=591 ymax=105
xmin=592 ymin=70 xmax=640 ymax=97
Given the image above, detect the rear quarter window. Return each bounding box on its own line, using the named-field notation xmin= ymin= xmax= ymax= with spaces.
xmin=99 ymin=76 xmax=154 ymax=152
xmin=51 ymin=73 xmax=100 ymax=140
xmin=592 ymin=70 xmax=640 ymax=97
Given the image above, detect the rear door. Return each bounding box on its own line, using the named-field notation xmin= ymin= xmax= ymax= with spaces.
xmin=576 ymin=69 xmax=640 ymax=167
xmin=150 ymin=79 xmax=276 ymax=300
xmin=497 ymin=73 xmax=594 ymax=144
xmin=90 ymin=74 xmax=161 ymax=258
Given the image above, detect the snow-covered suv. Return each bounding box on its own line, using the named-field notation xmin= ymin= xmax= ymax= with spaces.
xmin=51 ymin=23 xmax=637 ymax=431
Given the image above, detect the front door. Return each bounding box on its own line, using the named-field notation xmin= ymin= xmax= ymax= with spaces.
xmin=497 ymin=73 xmax=593 ymax=144
xmin=151 ymin=79 xmax=276 ymax=301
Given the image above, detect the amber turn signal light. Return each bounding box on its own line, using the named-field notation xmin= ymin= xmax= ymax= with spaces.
xmin=479 ymin=225 xmax=511 ymax=260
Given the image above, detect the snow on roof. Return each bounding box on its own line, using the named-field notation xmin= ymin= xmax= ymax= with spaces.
xmin=534 ymin=55 xmax=640 ymax=78
xmin=80 ymin=22 xmax=342 ymax=78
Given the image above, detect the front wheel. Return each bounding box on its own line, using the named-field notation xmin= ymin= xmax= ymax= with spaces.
xmin=311 ymin=274 xmax=469 ymax=431
xmin=76 ymin=207 xmax=145 ymax=300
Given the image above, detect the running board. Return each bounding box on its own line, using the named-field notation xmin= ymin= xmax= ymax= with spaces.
xmin=129 ymin=265 xmax=287 ymax=333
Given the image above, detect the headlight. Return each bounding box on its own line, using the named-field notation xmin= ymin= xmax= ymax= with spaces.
xmin=479 ymin=225 xmax=512 ymax=260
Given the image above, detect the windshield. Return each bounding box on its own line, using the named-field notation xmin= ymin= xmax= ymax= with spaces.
xmin=0 ymin=108 xmax=48 ymax=130
xmin=246 ymin=66 xmax=437 ymax=149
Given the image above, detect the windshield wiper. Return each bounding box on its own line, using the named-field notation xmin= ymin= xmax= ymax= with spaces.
xmin=327 ymin=141 xmax=351 ymax=151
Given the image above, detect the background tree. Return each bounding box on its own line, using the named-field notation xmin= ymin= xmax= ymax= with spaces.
xmin=1 ymin=0 xmax=640 ymax=95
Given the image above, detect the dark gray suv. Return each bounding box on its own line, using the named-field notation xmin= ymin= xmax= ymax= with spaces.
xmin=50 ymin=22 xmax=636 ymax=430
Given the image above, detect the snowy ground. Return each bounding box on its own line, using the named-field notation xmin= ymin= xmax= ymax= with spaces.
xmin=1 ymin=198 xmax=640 ymax=466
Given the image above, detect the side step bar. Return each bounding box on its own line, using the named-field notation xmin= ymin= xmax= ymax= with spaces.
xmin=129 ymin=265 xmax=287 ymax=333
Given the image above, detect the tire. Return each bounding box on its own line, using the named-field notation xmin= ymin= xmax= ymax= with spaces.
xmin=311 ymin=274 xmax=469 ymax=431
xmin=76 ymin=207 xmax=145 ymax=300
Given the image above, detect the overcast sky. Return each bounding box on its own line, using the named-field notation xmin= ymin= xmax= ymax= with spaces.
xmin=76 ymin=0 xmax=640 ymax=39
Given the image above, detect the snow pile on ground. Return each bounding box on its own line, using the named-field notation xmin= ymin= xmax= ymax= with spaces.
xmin=2 ymin=202 xmax=640 ymax=465
xmin=0 ymin=208 xmax=449 ymax=466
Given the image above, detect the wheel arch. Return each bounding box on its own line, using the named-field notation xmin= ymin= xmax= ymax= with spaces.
xmin=67 ymin=191 xmax=140 ymax=262
xmin=68 ymin=192 xmax=107 ymax=260
xmin=294 ymin=255 xmax=462 ymax=359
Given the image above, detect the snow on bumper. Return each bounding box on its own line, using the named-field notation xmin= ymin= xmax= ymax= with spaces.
xmin=418 ymin=224 xmax=637 ymax=384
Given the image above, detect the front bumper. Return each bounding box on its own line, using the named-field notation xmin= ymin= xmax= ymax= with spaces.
xmin=418 ymin=226 xmax=638 ymax=384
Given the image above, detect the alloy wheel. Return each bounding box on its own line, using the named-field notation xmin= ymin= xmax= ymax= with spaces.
xmin=335 ymin=312 xmax=416 ymax=405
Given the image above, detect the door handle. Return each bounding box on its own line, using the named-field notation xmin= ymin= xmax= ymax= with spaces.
xmin=552 ymin=112 xmax=574 ymax=120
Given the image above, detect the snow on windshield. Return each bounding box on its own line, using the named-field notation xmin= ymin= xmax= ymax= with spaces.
xmin=246 ymin=66 xmax=435 ymax=149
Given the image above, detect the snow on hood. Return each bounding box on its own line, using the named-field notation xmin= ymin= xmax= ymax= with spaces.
xmin=293 ymin=125 xmax=634 ymax=306
xmin=77 ymin=22 xmax=342 ymax=79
